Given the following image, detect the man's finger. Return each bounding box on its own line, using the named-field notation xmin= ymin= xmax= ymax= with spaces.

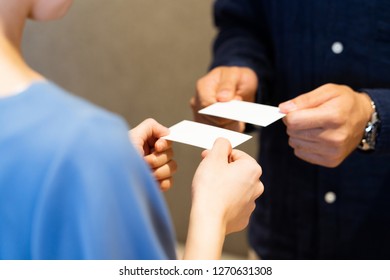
xmin=216 ymin=67 xmax=241 ymax=101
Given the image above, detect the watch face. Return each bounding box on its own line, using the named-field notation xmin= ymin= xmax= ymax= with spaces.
xmin=358 ymin=100 xmax=380 ymax=152
xmin=364 ymin=121 xmax=379 ymax=150
xmin=359 ymin=119 xmax=379 ymax=151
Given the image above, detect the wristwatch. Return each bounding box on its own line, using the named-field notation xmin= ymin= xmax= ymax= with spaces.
xmin=358 ymin=100 xmax=381 ymax=151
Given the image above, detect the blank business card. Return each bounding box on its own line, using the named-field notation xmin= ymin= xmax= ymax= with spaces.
xmin=199 ymin=100 xmax=286 ymax=127
xmin=161 ymin=120 xmax=252 ymax=150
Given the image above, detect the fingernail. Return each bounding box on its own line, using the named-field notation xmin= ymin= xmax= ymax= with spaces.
xmin=279 ymin=101 xmax=297 ymax=113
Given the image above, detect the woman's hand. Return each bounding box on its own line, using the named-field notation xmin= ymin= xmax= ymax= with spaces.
xmin=184 ymin=138 xmax=263 ymax=259
xmin=130 ymin=118 xmax=177 ymax=191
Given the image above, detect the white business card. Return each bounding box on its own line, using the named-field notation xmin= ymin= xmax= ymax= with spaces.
xmin=161 ymin=120 xmax=252 ymax=150
xmin=199 ymin=100 xmax=285 ymax=127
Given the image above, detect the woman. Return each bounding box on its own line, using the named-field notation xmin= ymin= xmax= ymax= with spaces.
xmin=0 ymin=0 xmax=263 ymax=259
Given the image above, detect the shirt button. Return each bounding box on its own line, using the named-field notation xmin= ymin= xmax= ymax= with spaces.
xmin=331 ymin=42 xmax=343 ymax=54
xmin=324 ymin=191 xmax=336 ymax=204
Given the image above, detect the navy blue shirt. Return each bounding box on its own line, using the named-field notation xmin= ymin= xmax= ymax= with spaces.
xmin=212 ymin=0 xmax=390 ymax=259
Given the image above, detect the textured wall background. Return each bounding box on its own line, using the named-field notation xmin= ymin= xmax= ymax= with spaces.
xmin=22 ymin=0 xmax=258 ymax=257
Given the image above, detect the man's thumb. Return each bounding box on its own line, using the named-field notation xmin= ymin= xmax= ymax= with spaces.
xmin=279 ymin=85 xmax=336 ymax=113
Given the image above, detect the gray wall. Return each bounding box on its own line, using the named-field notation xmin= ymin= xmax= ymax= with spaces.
xmin=22 ymin=0 xmax=258 ymax=257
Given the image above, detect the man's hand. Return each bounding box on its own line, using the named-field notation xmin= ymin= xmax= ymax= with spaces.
xmin=279 ymin=84 xmax=373 ymax=167
xmin=191 ymin=66 xmax=258 ymax=132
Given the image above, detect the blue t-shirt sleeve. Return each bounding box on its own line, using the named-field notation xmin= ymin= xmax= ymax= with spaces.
xmin=30 ymin=114 xmax=176 ymax=259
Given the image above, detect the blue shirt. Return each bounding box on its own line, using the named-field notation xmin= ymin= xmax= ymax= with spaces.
xmin=213 ymin=0 xmax=390 ymax=259
xmin=0 ymin=82 xmax=176 ymax=259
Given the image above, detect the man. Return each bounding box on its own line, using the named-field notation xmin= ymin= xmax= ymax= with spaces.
xmin=192 ymin=0 xmax=390 ymax=259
